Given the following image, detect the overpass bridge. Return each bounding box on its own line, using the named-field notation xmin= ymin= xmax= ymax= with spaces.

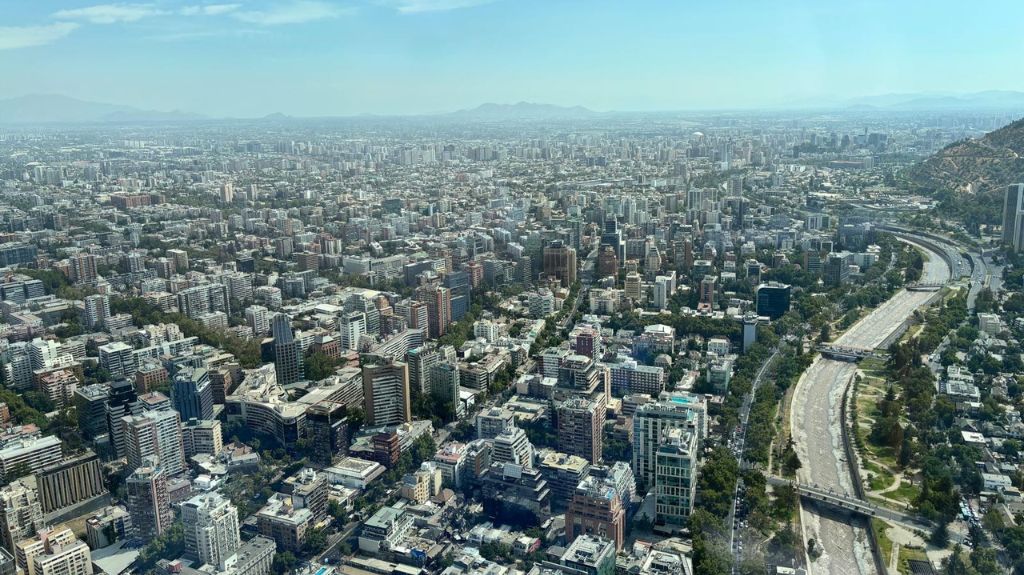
xmin=905 ymin=282 xmax=944 ymax=292
xmin=816 ymin=344 xmax=884 ymax=362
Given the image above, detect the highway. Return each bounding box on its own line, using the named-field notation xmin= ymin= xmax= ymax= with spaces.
xmin=790 ymin=237 xmax=952 ymax=575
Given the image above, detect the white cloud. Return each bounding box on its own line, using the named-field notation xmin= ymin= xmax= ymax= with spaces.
xmin=180 ymin=4 xmax=242 ymax=16
xmin=233 ymin=1 xmax=352 ymax=25
xmin=0 ymin=22 xmax=80 ymax=50
xmin=53 ymin=3 xmax=167 ymax=24
xmin=379 ymin=0 xmax=495 ymax=13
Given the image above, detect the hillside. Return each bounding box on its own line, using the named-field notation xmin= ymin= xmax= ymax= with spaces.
xmin=0 ymin=94 xmax=204 ymax=124
xmin=904 ymin=117 xmax=1024 ymax=229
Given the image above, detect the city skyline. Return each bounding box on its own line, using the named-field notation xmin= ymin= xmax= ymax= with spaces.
xmin=3 ymin=0 xmax=1024 ymax=117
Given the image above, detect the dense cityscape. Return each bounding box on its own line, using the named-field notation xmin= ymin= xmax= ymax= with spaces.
xmin=3 ymin=2 xmax=1024 ymax=575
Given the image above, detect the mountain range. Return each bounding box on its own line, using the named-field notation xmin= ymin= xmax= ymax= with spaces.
xmin=0 ymin=94 xmax=204 ymax=124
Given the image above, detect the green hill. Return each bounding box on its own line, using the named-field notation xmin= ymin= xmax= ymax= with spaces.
xmin=903 ymin=117 xmax=1024 ymax=231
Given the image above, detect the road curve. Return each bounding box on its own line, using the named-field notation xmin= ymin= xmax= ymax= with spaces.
xmin=791 ymin=238 xmax=951 ymax=575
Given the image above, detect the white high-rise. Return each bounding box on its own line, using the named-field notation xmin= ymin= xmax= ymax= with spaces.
xmin=124 ymin=410 xmax=185 ymax=476
xmin=245 ymin=305 xmax=270 ymax=337
xmin=181 ymin=492 xmax=240 ymax=568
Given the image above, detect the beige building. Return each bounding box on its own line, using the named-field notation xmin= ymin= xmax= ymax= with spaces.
xmin=16 ymin=527 xmax=91 ymax=575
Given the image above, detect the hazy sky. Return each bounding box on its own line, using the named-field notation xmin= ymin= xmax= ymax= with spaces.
xmin=2 ymin=0 xmax=1023 ymax=117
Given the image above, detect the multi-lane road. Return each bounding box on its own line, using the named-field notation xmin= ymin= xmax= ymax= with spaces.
xmin=790 ymin=238 xmax=953 ymax=575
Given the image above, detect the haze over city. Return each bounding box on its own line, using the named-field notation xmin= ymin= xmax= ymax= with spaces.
xmin=3 ymin=0 xmax=1024 ymax=117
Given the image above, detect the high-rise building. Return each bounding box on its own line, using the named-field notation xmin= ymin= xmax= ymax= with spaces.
xmin=124 ymin=410 xmax=185 ymax=476
xmin=98 ymin=342 xmax=137 ymax=380
xmin=15 ymin=527 xmax=90 ymax=575
xmin=419 ymin=285 xmax=452 ymax=339
xmin=339 ymin=311 xmax=366 ymax=351
xmin=0 ymin=479 xmax=42 ymax=555
xmin=34 ymin=451 xmax=105 ymax=516
xmin=181 ymin=419 xmax=223 ymax=459
xmin=181 ymin=492 xmax=240 ymax=568
xmin=245 ymin=305 xmax=271 ymax=337
xmin=565 ymin=474 xmax=626 ymax=551
xmin=271 ymin=314 xmax=302 ymax=385
xmin=125 ymin=458 xmax=172 ymax=539
xmin=632 ymin=392 xmax=707 ymax=490
xmin=492 ymin=426 xmax=534 ymax=469
xmin=1003 ymin=183 xmax=1024 ymax=251
xmin=654 ymin=428 xmax=698 ymax=528
xmin=304 ymin=402 xmax=348 ymax=466
xmin=0 ymin=434 xmax=63 ymax=483
xmin=544 ymin=241 xmax=579 ymax=287
xmin=362 ymin=358 xmax=411 ymax=427
xmin=171 ymin=367 xmax=215 ymax=421
xmin=755 ymin=282 xmax=792 ymax=319
xmin=557 ymin=397 xmax=604 ymax=465
xmin=83 ymin=294 xmax=110 ymax=330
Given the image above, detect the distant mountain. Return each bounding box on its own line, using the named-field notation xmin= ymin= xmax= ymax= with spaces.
xmin=844 ymin=91 xmax=1024 ymax=111
xmin=0 ymin=94 xmax=204 ymax=124
xmin=903 ymin=116 xmax=1024 ymax=227
xmin=448 ymin=101 xmax=599 ymax=120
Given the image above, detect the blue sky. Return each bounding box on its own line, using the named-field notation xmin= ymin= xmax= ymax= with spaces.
xmin=2 ymin=0 xmax=1023 ymax=117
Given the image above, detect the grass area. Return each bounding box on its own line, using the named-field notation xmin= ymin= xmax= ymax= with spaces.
xmin=860 ymin=357 xmax=887 ymax=374
xmin=898 ymin=546 xmax=929 ymax=575
xmin=887 ymin=481 xmax=921 ymax=505
xmin=872 ymin=518 xmax=894 ymax=565
xmin=866 ymin=462 xmax=896 ymax=491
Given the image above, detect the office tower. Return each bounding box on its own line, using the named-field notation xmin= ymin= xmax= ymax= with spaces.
xmin=245 ymin=305 xmax=270 ymax=337
xmin=181 ymin=419 xmax=223 ymax=458
xmin=823 ymin=253 xmax=850 ymax=287
xmin=632 ymin=393 xmax=707 ymax=490
xmin=125 ymin=458 xmax=172 ymax=539
xmin=124 ymin=410 xmax=185 ymax=476
xmin=15 ymin=527 xmax=90 ymax=575
xmin=542 ymin=240 xmax=577 ymax=287
xmin=304 ymin=402 xmax=348 ymax=466
xmin=98 ymin=342 xmax=137 ymax=380
xmin=271 ymin=314 xmax=302 ymax=385
xmin=82 ymin=294 xmax=110 ymax=330
xmin=171 ymin=366 xmax=214 ymax=421
xmin=105 ymin=379 xmax=138 ymax=458
xmin=34 ymin=451 xmax=105 ymax=515
xmin=419 ymin=285 xmax=452 ymax=339
xmin=624 ymin=272 xmax=642 ymax=301
xmin=1003 ymin=184 xmax=1024 ymax=251
xmin=755 ymin=282 xmax=792 ymax=319
xmin=362 ymin=358 xmax=411 ymax=427
xmin=492 ymin=426 xmax=534 ymax=469
xmin=699 ymin=275 xmax=717 ymax=308
xmin=565 ymin=474 xmax=626 ymax=551
xmin=443 ymin=271 xmax=471 ymax=322
xmin=557 ymin=397 xmax=604 ymax=465
xmin=654 ymin=428 xmax=698 ymax=528
xmin=181 ymin=492 xmax=240 ymax=568
xmin=406 ymin=346 xmax=441 ymax=395
xmin=339 ymin=311 xmax=366 ymax=351
xmin=0 ymin=479 xmax=42 ymax=555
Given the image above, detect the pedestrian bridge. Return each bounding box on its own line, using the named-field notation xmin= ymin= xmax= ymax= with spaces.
xmin=766 ymin=476 xmax=928 ymax=528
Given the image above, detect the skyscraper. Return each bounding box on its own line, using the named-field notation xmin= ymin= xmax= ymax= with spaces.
xmin=1002 ymin=183 xmax=1024 ymax=252
xmin=124 ymin=410 xmax=185 ymax=476
xmin=271 ymin=313 xmax=302 ymax=385
xmin=362 ymin=358 xmax=411 ymax=427
xmin=171 ymin=366 xmax=214 ymax=421
xmin=83 ymin=294 xmax=110 ymax=330
xmin=543 ymin=240 xmax=577 ymax=287
xmin=181 ymin=492 xmax=240 ymax=568
xmin=557 ymin=397 xmax=604 ymax=465
xmin=125 ymin=458 xmax=172 ymax=539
